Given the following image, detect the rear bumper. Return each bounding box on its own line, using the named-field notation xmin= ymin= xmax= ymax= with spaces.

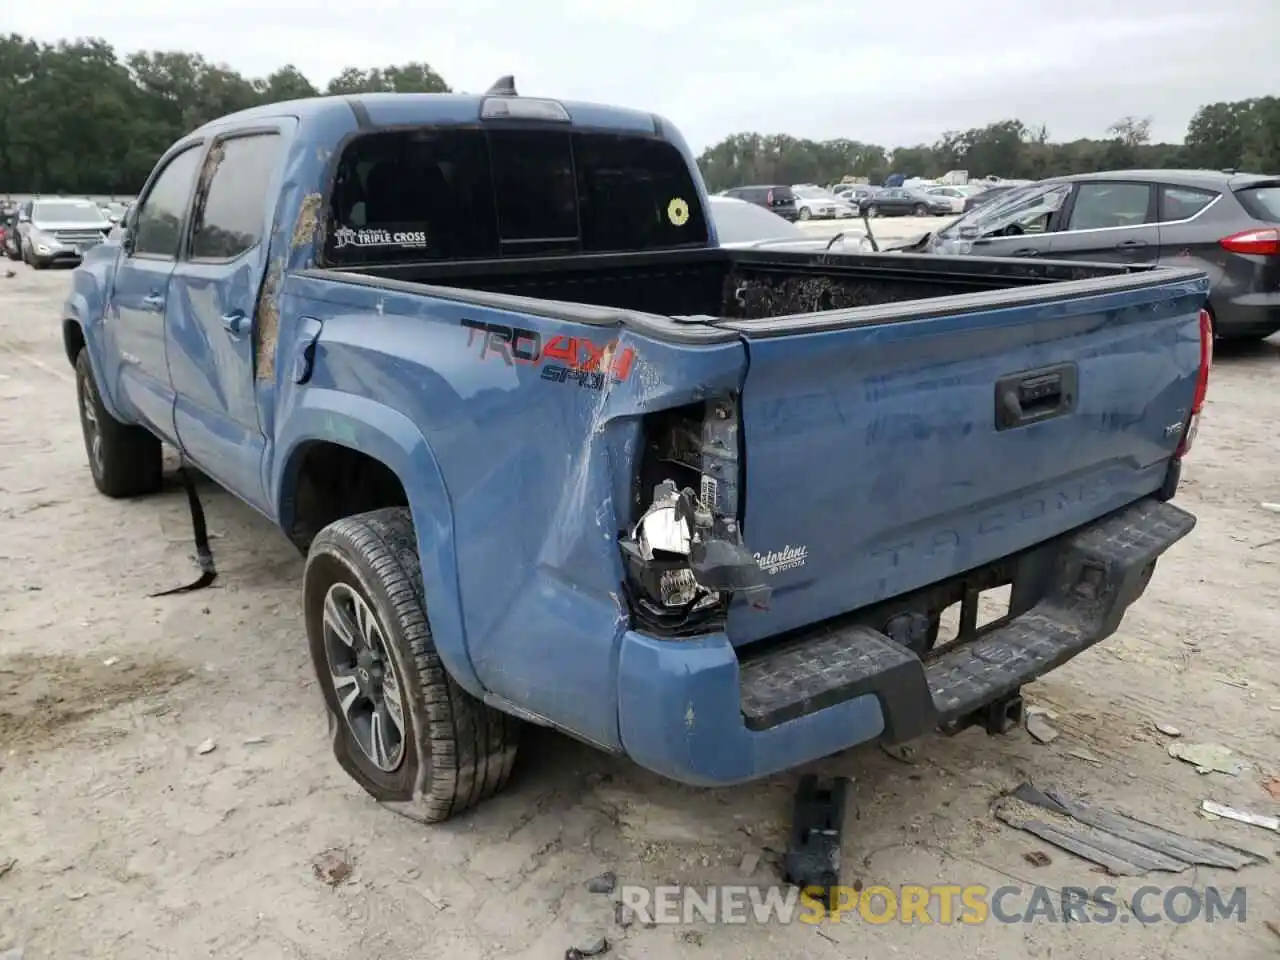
xmin=616 ymin=497 xmax=1195 ymax=786
xmin=1212 ymin=294 xmax=1280 ymax=339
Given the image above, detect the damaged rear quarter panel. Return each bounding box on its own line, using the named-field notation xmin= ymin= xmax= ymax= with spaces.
xmin=288 ymin=277 xmax=747 ymax=748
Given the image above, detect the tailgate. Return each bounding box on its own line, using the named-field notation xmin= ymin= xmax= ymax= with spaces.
xmin=723 ymin=272 xmax=1206 ymax=645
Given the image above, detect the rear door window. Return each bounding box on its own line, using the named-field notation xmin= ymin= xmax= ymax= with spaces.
xmin=1066 ymin=182 xmax=1153 ymax=231
xmin=324 ymin=127 xmax=709 ymax=264
xmin=1158 ymin=185 xmax=1218 ymax=223
xmin=190 ymin=133 xmax=284 ymax=260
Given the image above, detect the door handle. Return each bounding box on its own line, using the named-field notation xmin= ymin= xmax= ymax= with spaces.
xmin=1011 ymin=248 xmax=1040 ymax=257
xmin=1115 ymin=239 xmax=1148 ymax=249
xmin=220 ymin=311 xmax=248 ymax=339
xmin=142 ymin=293 xmax=165 ymax=310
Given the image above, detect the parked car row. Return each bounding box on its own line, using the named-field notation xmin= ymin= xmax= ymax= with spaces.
xmin=882 ymin=169 xmax=1280 ymax=340
xmin=1 ymin=196 xmax=115 ymax=268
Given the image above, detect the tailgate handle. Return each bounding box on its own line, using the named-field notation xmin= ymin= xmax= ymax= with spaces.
xmin=995 ymin=363 xmax=1078 ymax=430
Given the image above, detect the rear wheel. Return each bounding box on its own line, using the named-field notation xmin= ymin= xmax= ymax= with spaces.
xmin=304 ymin=507 xmax=521 ymax=823
xmin=913 ymin=203 xmax=929 ymax=216
xmin=866 ymin=204 xmax=879 ymax=218
xmin=74 ymin=348 xmax=163 ymax=498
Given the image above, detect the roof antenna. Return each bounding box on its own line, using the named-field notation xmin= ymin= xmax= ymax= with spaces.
xmin=485 ymin=75 xmax=517 ymax=96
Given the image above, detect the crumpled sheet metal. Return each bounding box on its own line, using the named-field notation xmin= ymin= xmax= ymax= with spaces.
xmin=993 ymin=782 xmax=1269 ymax=877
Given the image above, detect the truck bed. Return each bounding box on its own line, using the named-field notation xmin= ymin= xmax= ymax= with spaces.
xmin=328 ymin=246 xmax=1155 ymax=329
xmin=301 ymin=247 xmax=1206 ymax=650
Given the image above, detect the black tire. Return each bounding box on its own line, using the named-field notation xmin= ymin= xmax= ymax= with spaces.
xmin=913 ymin=203 xmax=929 ymax=216
xmin=74 ymin=348 xmax=163 ymax=498
xmin=31 ymin=256 xmax=47 ymax=270
xmin=304 ymin=507 xmax=521 ymax=823
xmin=797 ymin=206 xmax=811 ymax=221
xmin=866 ymin=204 xmax=879 ymax=218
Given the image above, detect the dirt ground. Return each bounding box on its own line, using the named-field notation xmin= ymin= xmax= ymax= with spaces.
xmin=1 ymin=260 xmax=1278 ymax=960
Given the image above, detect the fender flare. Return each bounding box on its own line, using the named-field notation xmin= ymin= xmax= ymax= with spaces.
xmin=272 ymin=389 xmax=483 ymax=698
xmin=62 ymin=306 xmax=129 ymax=423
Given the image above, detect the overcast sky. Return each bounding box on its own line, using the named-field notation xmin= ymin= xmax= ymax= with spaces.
xmin=7 ymin=0 xmax=1279 ymax=151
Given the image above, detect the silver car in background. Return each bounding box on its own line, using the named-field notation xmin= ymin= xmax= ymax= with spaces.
xmin=16 ymin=197 xmax=113 ymax=269
xmin=709 ymin=196 xmax=865 ymax=251
xmin=792 ymin=185 xmax=858 ymax=220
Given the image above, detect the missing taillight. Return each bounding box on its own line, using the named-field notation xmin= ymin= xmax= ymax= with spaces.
xmin=619 ymin=396 xmax=771 ymax=636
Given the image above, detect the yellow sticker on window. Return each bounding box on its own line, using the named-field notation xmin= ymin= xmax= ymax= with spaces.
xmin=667 ymin=197 xmax=690 ymax=227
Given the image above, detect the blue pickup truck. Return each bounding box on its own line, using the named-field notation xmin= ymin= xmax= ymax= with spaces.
xmin=63 ymin=85 xmax=1212 ymax=823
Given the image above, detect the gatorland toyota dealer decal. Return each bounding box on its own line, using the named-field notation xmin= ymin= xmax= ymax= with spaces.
xmin=755 ymin=545 xmax=808 ymax=575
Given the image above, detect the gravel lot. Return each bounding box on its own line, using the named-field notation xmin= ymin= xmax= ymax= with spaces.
xmin=1 ymin=260 xmax=1278 ymax=959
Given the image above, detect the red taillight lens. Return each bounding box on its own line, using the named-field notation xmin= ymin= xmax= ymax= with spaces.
xmin=1174 ymin=307 xmax=1213 ymax=459
xmin=766 ymin=189 xmax=775 ymax=205
xmin=1218 ymin=228 xmax=1280 ymax=256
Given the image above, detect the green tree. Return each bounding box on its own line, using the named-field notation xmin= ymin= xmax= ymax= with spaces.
xmin=0 ymin=35 xmax=456 ymax=194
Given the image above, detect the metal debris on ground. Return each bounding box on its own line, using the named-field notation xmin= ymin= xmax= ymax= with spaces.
xmin=585 ymin=871 xmax=616 ymax=895
xmin=1200 ymin=800 xmax=1279 ymax=833
xmin=880 ymin=743 xmax=917 ymax=764
xmin=1026 ymin=713 xmax=1060 ymax=744
xmin=783 ymin=775 xmax=850 ymax=911
xmin=1067 ymin=749 xmax=1103 ymax=766
xmin=1259 ymin=502 xmax=1280 ymax=513
xmin=1023 ymin=851 xmax=1052 ymax=867
xmin=1154 ymin=722 xmax=1181 ymax=737
xmin=993 ymin=782 xmax=1269 ymax=876
xmin=312 ymin=848 xmax=354 ymax=886
xmin=1168 ymin=742 xmax=1246 ymax=776
xmin=565 ymin=936 xmax=609 ymax=958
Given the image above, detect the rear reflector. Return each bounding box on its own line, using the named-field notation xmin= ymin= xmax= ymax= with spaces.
xmin=1218 ymin=227 xmax=1279 ymax=255
xmin=1174 ymin=307 xmax=1213 ymax=460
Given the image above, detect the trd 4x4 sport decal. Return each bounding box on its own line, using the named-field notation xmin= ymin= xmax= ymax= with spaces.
xmin=461 ymin=318 xmax=636 ymax=391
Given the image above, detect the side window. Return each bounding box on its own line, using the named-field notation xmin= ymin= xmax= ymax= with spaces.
xmin=1158 ymin=185 xmax=1217 ymax=223
xmin=190 ymin=134 xmax=284 ymax=260
xmin=972 ymin=183 xmax=1071 ymax=238
xmin=1067 ymin=182 xmax=1152 ymax=231
xmin=133 ymin=147 xmax=203 ymax=258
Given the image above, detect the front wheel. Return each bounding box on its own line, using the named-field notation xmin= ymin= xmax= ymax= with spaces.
xmin=304 ymin=507 xmax=521 ymax=823
xmin=913 ymin=203 xmax=929 ymax=216
xmin=74 ymin=348 xmax=163 ymax=498
xmin=865 ymin=204 xmax=879 ymax=218
xmin=797 ymin=206 xmax=811 ymax=221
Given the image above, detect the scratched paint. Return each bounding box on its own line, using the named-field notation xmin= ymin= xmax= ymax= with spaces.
xmin=291 ymin=193 xmax=323 ymax=252
xmin=253 ymin=259 xmax=283 ymax=381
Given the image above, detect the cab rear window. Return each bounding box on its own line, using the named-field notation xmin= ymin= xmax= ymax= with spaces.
xmin=324 ymin=127 xmax=709 ymax=264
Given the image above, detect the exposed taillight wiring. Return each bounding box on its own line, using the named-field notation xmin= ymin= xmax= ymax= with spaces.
xmin=1174 ymin=307 xmax=1213 ymax=460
